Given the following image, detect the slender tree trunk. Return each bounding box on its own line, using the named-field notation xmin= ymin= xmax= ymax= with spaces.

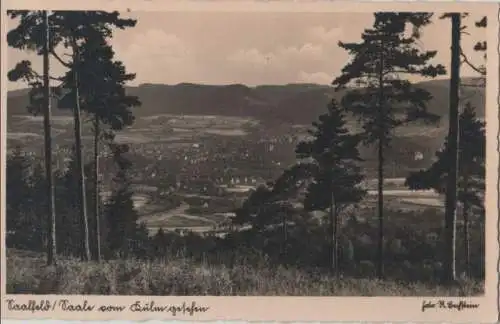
xmin=328 ymin=191 xmax=339 ymax=276
xmin=377 ymin=39 xmax=385 ymax=279
xmin=377 ymin=137 xmax=385 ymax=279
xmin=281 ymin=207 xmax=287 ymax=257
xmin=94 ymin=118 xmax=101 ymax=262
xmin=329 ymin=192 xmax=334 ymax=272
xmin=72 ymin=44 xmax=91 ymax=262
xmin=332 ymin=193 xmax=339 ymax=277
xmin=443 ymin=13 xmax=461 ymax=284
xmin=43 ymin=10 xmax=57 ymax=266
xmin=462 ymin=174 xmax=470 ymax=278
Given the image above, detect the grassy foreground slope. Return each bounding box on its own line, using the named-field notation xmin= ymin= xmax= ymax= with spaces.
xmin=6 ymin=249 xmax=483 ymax=296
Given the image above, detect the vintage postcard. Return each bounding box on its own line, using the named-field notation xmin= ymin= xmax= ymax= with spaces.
xmin=1 ymin=0 xmax=499 ymax=322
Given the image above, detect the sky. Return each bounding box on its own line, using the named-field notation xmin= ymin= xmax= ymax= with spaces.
xmin=6 ymin=11 xmax=487 ymax=90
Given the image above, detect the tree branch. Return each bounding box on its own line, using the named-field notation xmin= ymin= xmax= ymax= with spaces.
xmin=50 ymin=76 xmax=64 ymax=82
xmin=462 ymin=82 xmax=486 ymax=89
xmin=460 ymin=48 xmax=486 ymax=76
xmin=27 ymin=68 xmax=64 ymax=83
xmin=50 ymin=49 xmax=72 ymax=68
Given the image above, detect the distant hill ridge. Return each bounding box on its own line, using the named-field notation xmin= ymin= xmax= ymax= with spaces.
xmin=7 ymin=78 xmax=485 ymax=124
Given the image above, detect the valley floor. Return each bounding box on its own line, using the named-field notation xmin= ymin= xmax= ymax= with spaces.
xmin=132 ymin=181 xmax=445 ymax=236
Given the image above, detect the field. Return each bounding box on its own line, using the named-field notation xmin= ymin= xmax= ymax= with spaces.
xmin=127 ymin=178 xmax=445 ymax=236
xmin=7 ymin=111 xmax=447 ymax=150
xmin=6 ymin=249 xmax=483 ymax=296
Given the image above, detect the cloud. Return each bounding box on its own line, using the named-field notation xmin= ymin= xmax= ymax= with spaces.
xmin=227 ymin=43 xmax=325 ymax=70
xmin=307 ymin=26 xmax=343 ymax=44
xmin=278 ymin=43 xmax=324 ymax=62
xmin=227 ymin=48 xmax=276 ymax=67
xmin=111 ymin=29 xmax=197 ymax=84
xmin=9 ymin=11 xmax=481 ymax=89
xmin=116 ymin=29 xmax=191 ymax=62
xmin=225 ymin=41 xmax=334 ymax=85
xmin=297 ymin=71 xmax=333 ymax=85
xmin=110 ymin=24 xmax=341 ymax=85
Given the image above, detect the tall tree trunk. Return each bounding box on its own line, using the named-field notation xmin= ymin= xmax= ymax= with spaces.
xmin=462 ymin=173 xmax=470 ymax=278
xmin=43 ymin=10 xmax=57 ymax=266
xmin=332 ymin=193 xmax=339 ymax=277
xmin=329 ymin=191 xmax=340 ymax=276
xmin=329 ymin=191 xmax=334 ymax=273
xmin=281 ymin=207 xmax=287 ymax=258
xmin=94 ymin=117 xmax=101 ymax=262
xmin=377 ymin=136 xmax=385 ymax=279
xmin=377 ymin=39 xmax=385 ymax=279
xmin=72 ymin=44 xmax=91 ymax=262
xmin=443 ymin=13 xmax=461 ymax=284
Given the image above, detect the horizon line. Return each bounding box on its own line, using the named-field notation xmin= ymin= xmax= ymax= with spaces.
xmin=6 ymin=75 xmax=485 ymax=93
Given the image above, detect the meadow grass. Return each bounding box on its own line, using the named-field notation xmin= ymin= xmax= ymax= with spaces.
xmin=166 ymin=215 xmax=214 ymax=227
xmin=6 ymin=249 xmax=483 ymax=296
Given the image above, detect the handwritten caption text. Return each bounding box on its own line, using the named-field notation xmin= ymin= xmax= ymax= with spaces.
xmin=5 ymin=299 xmax=210 ymax=316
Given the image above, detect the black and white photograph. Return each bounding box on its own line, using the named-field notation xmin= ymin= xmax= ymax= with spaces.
xmin=2 ymin=2 xmax=497 ymax=313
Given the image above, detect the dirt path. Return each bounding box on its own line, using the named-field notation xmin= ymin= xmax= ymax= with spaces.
xmin=138 ymin=202 xmax=216 ymax=227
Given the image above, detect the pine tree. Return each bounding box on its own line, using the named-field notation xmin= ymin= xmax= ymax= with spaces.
xmin=54 ymin=152 xmax=80 ymax=257
xmin=28 ymin=158 xmax=49 ymax=251
xmin=232 ymin=166 xmax=307 ymax=261
xmin=444 ymin=13 xmax=461 ymax=283
xmin=433 ymin=12 xmax=464 ymax=283
xmin=41 ymin=10 xmax=57 ymax=265
xmin=6 ymin=10 xmax=58 ymax=265
xmin=295 ymin=99 xmax=366 ymax=276
xmin=234 ymin=166 xmax=307 ymax=228
xmin=233 ymin=184 xmax=275 ymax=231
xmin=332 ymin=12 xmax=446 ymax=278
xmin=104 ymin=143 xmax=141 ymax=259
xmin=437 ymin=12 xmax=485 ymax=283
xmin=58 ymin=34 xmax=140 ymax=262
xmin=406 ymin=103 xmax=485 ymax=277
xmin=5 ymin=151 xmax=48 ymax=252
xmin=55 ymin=146 xmax=98 ymax=257
xmin=6 ymin=147 xmax=31 ymax=248
xmin=271 ymin=164 xmax=313 ymax=256
xmin=7 ymin=10 xmax=138 ymax=262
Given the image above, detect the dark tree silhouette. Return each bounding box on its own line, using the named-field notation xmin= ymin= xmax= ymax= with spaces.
xmin=56 ymin=146 xmax=101 ymax=258
xmin=5 ymin=148 xmax=53 ymax=253
xmin=295 ymin=99 xmax=366 ymax=276
xmin=433 ymin=12 xmax=463 ymax=283
xmin=41 ymin=11 xmax=57 ymax=265
xmin=6 ymin=147 xmax=39 ymax=250
xmin=232 ymin=164 xmax=310 ymax=261
xmin=104 ymin=143 xmax=145 ymax=259
xmin=7 ymin=10 xmax=138 ymax=262
xmin=332 ymin=12 xmax=446 ymax=278
xmin=233 ymin=101 xmax=366 ymax=271
xmin=437 ymin=12 xmax=485 ymax=283
xmin=444 ymin=12 xmax=461 ymax=284
xmin=58 ymin=35 xmax=140 ymax=261
xmin=6 ymin=10 xmax=58 ymax=265
xmin=406 ymin=103 xmax=485 ymax=277
xmin=233 ymin=184 xmax=275 ymax=231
